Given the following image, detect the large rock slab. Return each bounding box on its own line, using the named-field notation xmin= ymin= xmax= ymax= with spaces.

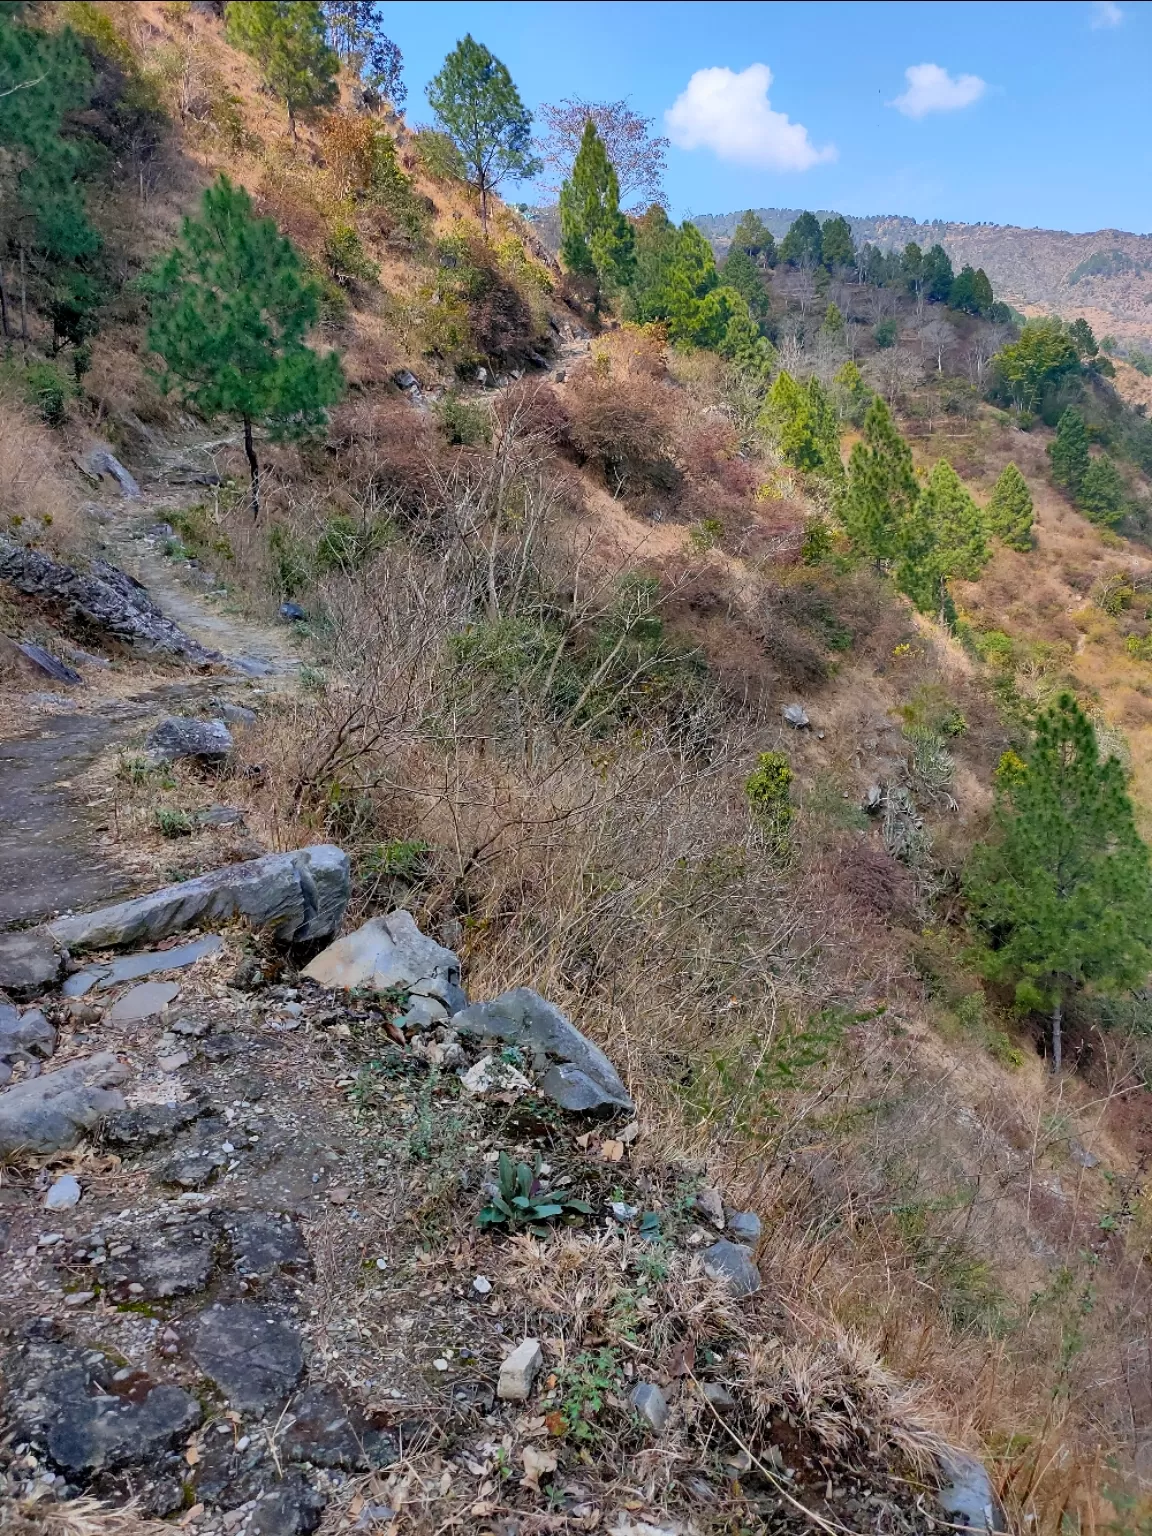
xmin=0 ymin=928 xmax=64 ymax=998
xmin=452 ymin=988 xmax=632 ymax=1113
xmin=0 ymin=1053 xmax=128 ymax=1158
xmin=191 ymin=1302 xmax=304 ymax=1416
xmin=0 ymin=541 xmax=220 ymax=663
xmin=146 ymin=715 xmax=233 ymax=765
xmin=302 ymin=910 xmax=465 ymax=1011
xmin=5 ymin=1338 xmax=201 ymax=1475
xmin=64 ymin=932 xmax=224 ymax=997
xmin=47 ymin=846 xmax=349 ymax=953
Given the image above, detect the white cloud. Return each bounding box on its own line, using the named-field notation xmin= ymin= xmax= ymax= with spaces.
xmin=889 ymin=63 xmax=987 ymax=119
xmin=1090 ymin=1 xmax=1123 ymax=27
xmin=664 ymin=64 xmax=836 ymax=172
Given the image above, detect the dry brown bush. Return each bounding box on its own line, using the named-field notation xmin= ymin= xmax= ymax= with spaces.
xmin=565 ymin=359 xmax=678 ymax=494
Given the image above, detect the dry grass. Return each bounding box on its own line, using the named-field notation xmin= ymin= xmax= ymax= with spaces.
xmin=0 ymin=1498 xmax=170 ymax=1536
xmin=0 ymin=397 xmax=81 ymax=552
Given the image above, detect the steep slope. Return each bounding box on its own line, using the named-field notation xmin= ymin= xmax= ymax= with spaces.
xmin=6 ymin=7 xmax=1152 ymax=1535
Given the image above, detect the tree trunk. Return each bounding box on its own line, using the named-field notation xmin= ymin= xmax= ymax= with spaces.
xmin=0 ymin=261 xmax=9 ymax=341
xmin=243 ymin=415 xmax=261 ymax=522
xmin=19 ymin=243 xmax=28 ymax=359
xmin=288 ymin=101 xmax=297 ymax=145
xmin=479 ymin=178 xmax=488 ymax=237
xmin=1051 ymin=996 xmax=1063 ymax=1074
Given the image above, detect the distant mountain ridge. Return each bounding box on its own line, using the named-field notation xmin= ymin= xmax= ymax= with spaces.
xmin=694 ymin=208 xmax=1152 ymax=348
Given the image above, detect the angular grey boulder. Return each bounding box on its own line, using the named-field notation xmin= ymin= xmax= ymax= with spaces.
xmin=937 ymin=1450 xmax=1007 ymax=1532
xmin=0 ymin=1006 xmax=55 ymax=1065
xmin=702 ymin=1239 xmax=761 ymax=1296
xmin=302 ymin=910 xmax=465 ymax=1010
xmin=452 ymin=988 xmax=632 ymax=1113
xmin=0 ymin=928 xmax=64 ymax=998
xmin=146 ymin=716 xmax=233 ymax=764
xmin=47 ymin=846 xmax=349 ymax=953
xmin=0 ymin=1053 xmax=129 ymax=1158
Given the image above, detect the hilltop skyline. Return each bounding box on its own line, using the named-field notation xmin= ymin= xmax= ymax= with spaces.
xmin=386 ymin=0 xmax=1151 ymax=233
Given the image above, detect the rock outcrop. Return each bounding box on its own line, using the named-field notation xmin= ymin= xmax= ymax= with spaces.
xmin=47 ymin=846 xmax=350 ymax=952
xmin=0 ymin=541 xmax=221 ymax=663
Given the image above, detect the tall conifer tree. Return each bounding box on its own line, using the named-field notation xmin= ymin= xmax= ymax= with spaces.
xmin=559 ymin=119 xmax=634 ymax=295
xmin=986 ymin=463 xmax=1034 ymax=550
xmin=842 ymin=397 xmax=919 ymax=563
xmin=145 ymin=176 xmax=345 ymax=519
xmin=966 ymin=694 xmax=1152 ymax=1072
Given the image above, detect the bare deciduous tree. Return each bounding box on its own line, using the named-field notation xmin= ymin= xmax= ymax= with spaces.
xmin=537 ymin=97 xmax=668 ymax=209
xmin=918 ymin=317 xmax=957 ymax=373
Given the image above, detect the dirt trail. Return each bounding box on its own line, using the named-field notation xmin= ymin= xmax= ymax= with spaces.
xmin=102 ymin=494 xmax=301 ymax=681
xmin=0 ymin=487 xmax=301 ymax=933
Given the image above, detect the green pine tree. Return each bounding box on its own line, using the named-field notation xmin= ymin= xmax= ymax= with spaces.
xmin=985 ymin=463 xmax=1034 ymax=551
xmin=0 ymin=6 xmax=97 ymax=252
xmin=226 ymin=1 xmax=339 ymax=144
xmin=896 ymin=458 xmax=987 ymax=624
xmin=922 ymin=244 xmax=955 ymax=302
xmin=820 ymin=215 xmax=855 ymax=271
xmin=761 ymin=371 xmax=842 ymax=483
xmin=966 ymin=693 xmax=1152 ymax=1072
xmin=1049 ymin=406 xmax=1091 ymax=495
xmin=949 ymin=265 xmax=994 ymax=315
xmin=426 ymin=34 xmax=540 ymax=234
xmin=145 ymin=175 xmax=345 ymax=520
xmin=731 ymin=210 xmax=775 ymax=265
xmin=720 ymin=245 xmax=770 ymax=323
xmin=663 ymin=221 xmax=719 ymax=343
xmin=627 ymin=204 xmax=680 ymax=323
xmin=1068 ymin=317 xmax=1099 ymax=360
xmin=1079 ymin=455 xmax=1127 ymax=527
xmin=559 ymin=119 xmax=635 ymax=298
xmin=842 ymin=397 xmax=919 ymax=563
xmin=779 ymin=212 xmax=823 ymax=268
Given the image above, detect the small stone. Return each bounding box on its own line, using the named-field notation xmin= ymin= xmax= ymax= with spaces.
xmin=695 ymin=1187 xmax=725 ymax=1229
xmin=328 ymin=1187 xmax=351 ymax=1205
xmin=472 ymin=1275 xmax=492 ymax=1295
xmin=630 ymin=1382 xmax=669 ymax=1433
xmin=279 ymin=602 xmax=308 ymax=623
xmin=783 ymin=702 xmax=810 ymax=729
xmin=64 ymin=1291 xmax=95 ymax=1306
xmin=702 ymin=1239 xmax=761 ymax=1296
xmin=459 ymin=1054 xmax=532 ymax=1098
xmin=44 ymin=1174 xmax=81 ymax=1211
xmin=702 ymin=1382 xmax=736 ymax=1410
xmin=497 ymin=1338 xmax=543 ymax=1401
xmin=610 ymin=1201 xmax=638 ymax=1224
xmin=726 ymin=1209 xmax=761 ymax=1243
xmin=157 ymin=1051 xmax=190 ymax=1072
xmin=433 ymin=1358 xmax=449 ymax=1371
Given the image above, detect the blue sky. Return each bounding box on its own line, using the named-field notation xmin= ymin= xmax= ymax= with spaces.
xmin=384 ymin=0 xmax=1151 ymax=233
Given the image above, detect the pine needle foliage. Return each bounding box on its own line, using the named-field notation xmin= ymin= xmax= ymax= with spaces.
xmin=144 ymin=175 xmax=344 ymax=519
xmin=966 ymin=693 xmax=1152 ymax=1071
xmin=225 ymin=1 xmax=338 ymax=143
xmin=842 ymin=397 xmax=918 ymax=563
xmin=559 ymin=119 xmax=635 ymax=297
xmin=985 ymin=463 xmax=1034 ymax=551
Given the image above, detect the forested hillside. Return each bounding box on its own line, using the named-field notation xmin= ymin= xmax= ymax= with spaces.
xmin=697 ymin=206 xmax=1152 ymax=350
xmin=5 ymin=9 xmax=1152 ymax=1536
